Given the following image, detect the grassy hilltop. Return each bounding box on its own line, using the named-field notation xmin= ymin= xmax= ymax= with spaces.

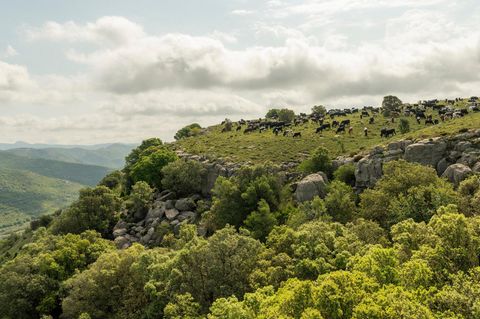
xmin=175 ymin=103 xmax=480 ymax=165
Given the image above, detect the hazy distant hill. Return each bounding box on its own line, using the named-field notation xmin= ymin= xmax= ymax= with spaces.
xmin=6 ymin=143 xmax=134 ymax=169
xmin=0 ymin=168 xmax=84 ymax=236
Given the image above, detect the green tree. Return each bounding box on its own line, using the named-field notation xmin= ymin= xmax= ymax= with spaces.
xmin=266 ymin=109 xmax=280 ymax=119
xmin=244 ymin=199 xmax=278 ymax=241
xmin=324 ymin=181 xmax=357 ymax=223
xmin=164 ymin=293 xmax=202 ymax=319
xmin=278 ymin=108 xmax=296 ymax=123
xmin=382 ymin=95 xmax=402 ymax=117
xmin=162 ymin=160 xmax=206 ymax=196
xmin=62 ymin=244 xmax=149 ymax=319
xmin=174 ymin=123 xmax=202 ymax=140
xmin=311 ymin=105 xmax=327 ymax=116
xmin=125 ymin=181 xmax=153 ymax=222
xmin=130 ymin=148 xmax=178 ymax=189
xmin=359 ymin=160 xmax=458 ymax=228
xmin=300 ymin=147 xmax=333 ymax=176
xmin=50 ymin=186 xmax=122 ymax=238
xmin=0 ymin=230 xmax=113 ymax=319
xmin=98 ymin=170 xmax=125 ymax=194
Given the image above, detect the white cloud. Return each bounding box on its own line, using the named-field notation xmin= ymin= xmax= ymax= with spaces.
xmin=25 ymin=16 xmax=145 ymax=46
xmin=2 ymin=45 xmax=18 ymax=58
xmin=231 ymin=9 xmax=255 ymax=16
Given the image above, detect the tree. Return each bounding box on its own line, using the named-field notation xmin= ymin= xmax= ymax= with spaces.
xmin=311 ymin=105 xmax=327 ymax=116
xmin=50 ymin=186 xmax=122 ymax=238
xmin=125 ymin=181 xmax=153 ymax=222
xmin=278 ymin=108 xmax=295 ymax=123
xmin=266 ymin=109 xmax=280 ymax=119
xmin=164 ymin=293 xmax=202 ymax=319
xmin=162 ymin=160 xmax=206 ymax=196
xmin=130 ymin=148 xmax=178 ymax=189
xmin=244 ymin=199 xmax=278 ymax=241
xmin=98 ymin=170 xmax=125 ymax=194
xmin=61 ymin=245 xmax=148 ymax=319
xmin=174 ymin=123 xmax=202 ymax=140
xmin=125 ymin=138 xmax=163 ymax=168
xmin=299 ymin=147 xmax=333 ymax=176
xmin=382 ymin=95 xmax=402 ymax=117
xmin=0 ymin=230 xmax=113 ymax=319
xmin=398 ymin=118 xmax=410 ymax=134
xmin=359 ymin=160 xmax=458 ymax=228
xmin=324 ymin=181 xmax=357 ymax=223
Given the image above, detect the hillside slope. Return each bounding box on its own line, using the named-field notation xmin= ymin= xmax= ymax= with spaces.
xmin=175 ymin=111 xmax=480 ymax=164
xmin=0 ymin=151 xmax=111 ymax=186
xmin=0 ymin=168 xmax=84 ymax=236
xmin=6 ymin=143 xmax=133 ymax=169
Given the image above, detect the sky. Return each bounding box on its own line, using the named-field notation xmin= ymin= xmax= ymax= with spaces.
xmin=0 ymin=0 xmax=479 ymax=144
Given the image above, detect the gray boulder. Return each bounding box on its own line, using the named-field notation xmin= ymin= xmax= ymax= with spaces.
xmin=165 ymin=208 xmax=180 ymax=220
xmin=295 ymin=173 xmax=328 ymax=202
xmin=441 ymin=163 xmax=472 ymax=186
xmin=473 ymin=162 xmax=480 ymax=173
xmin=177 ymin=211 xmax=196 ymax=222
xmin=114 ymin=236 xmax=131 ymax=249
xmin=175 ymin=198 xmax=196 ymax=211
xmin=355 ymin=157 xmax=383 ymax=189
xmin=404 ymin=139 xmax=447 ymax=167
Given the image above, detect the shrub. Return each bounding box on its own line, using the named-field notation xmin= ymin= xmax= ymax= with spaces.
xmin=162 ymin=159 xmax=207 ymax=196
xmin=324 ymin=181 xmax=357 ymax=223
xmin=130 ymin=148 xmax=178 ymax=189
xmin=398 ymin=118 xmax=410 ymax=134
xmin=333 ymin=164 xmax=356 ymax=186
xmin=174 ymin=123 xmax=202 ymax=140
xmin=299 ymin=147 xmax=333 ymax=176
xmin=278 ymin=109 xmax=295 ymax=123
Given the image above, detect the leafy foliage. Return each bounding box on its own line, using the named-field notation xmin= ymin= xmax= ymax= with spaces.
xmin=162 ymin=160 xmax=206 ymax=196
xmin=175 ymin=123 xmax=202 ymax=140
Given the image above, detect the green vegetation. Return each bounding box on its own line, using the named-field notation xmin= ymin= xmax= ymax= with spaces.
xmin=0 ymin=168 xmax=84 ymax=236
xmin=176 ymin=108 xmax=480 ymax=165
xmin=175 ymin=123 xmax=203 ymax=140
xmin=2 ymin=98 xmax=480 ymax=318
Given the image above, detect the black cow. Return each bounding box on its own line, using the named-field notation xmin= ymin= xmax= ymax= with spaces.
xmin=336 ymin=126 xmax=346 ymax=134
xmin=332 ymin=120 xmax=339 ymax=128
xmin=425 ymin=119 xmax=434 ymax=125
xmin=340 ymin=119 xmax=351 ymax=126
xmin=380 ymin=128 xmax=396 ymax=138
xmin=293 ymin=132 xmax=302 ymax=138
xmin=369 ymin=117 xmax=375 ymax=124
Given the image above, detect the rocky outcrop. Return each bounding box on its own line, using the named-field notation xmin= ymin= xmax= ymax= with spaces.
xmin=294 ymin=172 xmax=328 ymax=202
xmin=404 ymin=138 xmax=447 ymax=167
xmin=344 ymin=129 xmax=480 ymax=191
xmin=113 ymin=194 xmax=204 ymax=249
xmin=441 ymin=164 xmax=472 ymax=186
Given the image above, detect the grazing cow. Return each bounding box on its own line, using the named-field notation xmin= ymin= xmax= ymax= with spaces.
xmin=283 ymin=130 xmax=292 ymax=137
xmin=348 ymin=127 xmax=353 ymax=135
xmin=332 ymin=120 xmax=339 ymax=128
xmin=425 ymin=119 xmax=434 ymax=125
xmin=369 ymin=117 xmax=375 ymax=124
xmin=236 ymin=126 xmax=242 ymax=131
xmin=293 ymin=132 xmax=302 ymax=138
xmin=434 ymin=119 xmax=439 ymax=124
xmin=364 ymin=127 xmax=368 ymax=137
xmin=244 ymin=127 xmax=256 ymax=134
xmin=362 ymin=110 xmax=370 ymax=117
xmin=340 ymin=119 xmax=351 ymax=126
xmin=336 ymin=126 xmax=345 ymax=134
xmin=380 ymin=128 xmax=396 ymax=138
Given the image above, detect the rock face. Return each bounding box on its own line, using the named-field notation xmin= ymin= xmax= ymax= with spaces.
xmin=441 ymin=164 xmax=472 ymax=186
xmin=113 ymin=195 xmax=203 ymax=249
xmin=346 ymin=129 xmax=480 ymax=191
xmin=404 ymin=139 xmax=447 ymax=167
xmin=295 ymin=173 xmax=328 ymax=202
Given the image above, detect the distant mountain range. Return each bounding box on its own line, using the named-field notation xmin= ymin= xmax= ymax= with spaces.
xmin=2 ymin=143 xmax=135 ymax=169
xmin=0 ymin=142 xmax=135 ymax=236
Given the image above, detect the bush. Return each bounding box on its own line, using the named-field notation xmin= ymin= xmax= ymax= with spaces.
xmin=299 ymin=147 xmax=333 ymax=176
xmin=311 ymin=105 xmax=326 ymax=116
xmin=125 ymin=182 xmax=153 ymax=222
xmin=174 ymin=123 xmax=202 ymax=140
xmin=324 ymin=181 xmax=357 ymax=223
xmin=333 ymin=164 xmax=356 ymax=186
xmin=98 ymin=170 xmax=125 ymax=193
xmin=266 ymin=109 xmax=280 ymax=119
xmin=162 ymin=160 xmax=206 ymax=196
xmin=50 ymin=186 xmax=122 ymax=238
xmin=130 ymin=148 xmax=178 ymax=189
xmin=278 ymin=109 xmax=295 ymax=123
xmin=398 ymin=118 xmax=410 ymax=134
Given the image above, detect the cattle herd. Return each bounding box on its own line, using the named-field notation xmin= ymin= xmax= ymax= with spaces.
xmin=220 ymin=97 xmax=480 ymax=139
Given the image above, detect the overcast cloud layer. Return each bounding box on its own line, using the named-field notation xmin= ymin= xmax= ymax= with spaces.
xmin=0 ymin=0 xmax=479 ymax=144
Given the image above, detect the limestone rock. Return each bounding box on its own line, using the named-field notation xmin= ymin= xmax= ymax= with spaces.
xmin=355 ymin=157 xmax=383 ymax=189
xmin=404 ymin=139 xmax=447 ymax=167
xmin=165 ymin=208 xmax=180 ymax=220
xmin=441 ymin=163 xmax=472 ymax=186
xmin=175 ymin=197 xmax=196 ymax=211
xmin=295 ymin=173 xmax=328 ymax=202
